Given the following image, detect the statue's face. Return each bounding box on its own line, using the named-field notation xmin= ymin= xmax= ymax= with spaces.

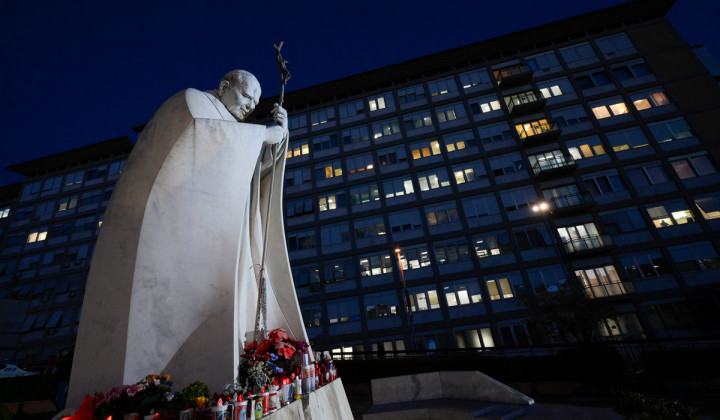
xmin=220 ymin=78 xmax=261 ymax=121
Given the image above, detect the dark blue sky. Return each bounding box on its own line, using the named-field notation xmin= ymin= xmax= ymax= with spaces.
xmin=1 ymin=0 xmax=717 ymax=186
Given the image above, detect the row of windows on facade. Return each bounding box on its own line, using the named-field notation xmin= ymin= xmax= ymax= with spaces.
xmin=3 ymin=186 xmax=111 ymax=225
xmin=284 ymin=116 xmax=698 ymax=190
xmin=19 ymin=160 xmax=125 ymax=198
xmin=285 ymin=33 xmax=638 ymax=131
xmin=3 ymin=210 xmax=103 ymax=249
xmin=286 ymin=153 xmax=718 ymax=230
xmin=286 ymin=71 xmax=669 ymax=162
xmin=0 ymin=243 xmax=93 ymax=282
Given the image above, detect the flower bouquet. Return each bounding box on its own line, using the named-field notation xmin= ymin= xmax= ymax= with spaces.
xmin=238 ymin=328 xmax=308 ymax=394
xmin=94 ymin=374 xmax=174 ymax=419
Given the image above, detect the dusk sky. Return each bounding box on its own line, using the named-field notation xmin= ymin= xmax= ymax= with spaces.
xmin=1 ymin=0 xmax=717 ymax=186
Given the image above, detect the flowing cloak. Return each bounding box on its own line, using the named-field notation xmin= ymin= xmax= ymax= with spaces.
xmin=67 ymin=88 xmax=308 ymax=407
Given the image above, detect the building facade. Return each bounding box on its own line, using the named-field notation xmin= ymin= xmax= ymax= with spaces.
xmin=250 ymin=0 xmax=720 ymax=355
xmin=0 ymin=138 xmax=132 ymax=363
xmin=2 ymin=0 xmax=720 ymax=363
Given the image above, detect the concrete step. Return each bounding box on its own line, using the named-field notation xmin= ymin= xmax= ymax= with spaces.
xmin=363 ymin=399 xmax=529 ymax=420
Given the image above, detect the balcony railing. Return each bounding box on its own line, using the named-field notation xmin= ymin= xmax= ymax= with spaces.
xmin=494 ymin=64 xmax=533 ymax=88
xmin=549 ymin=192 xmax=595 ymax=215
xmin=516 ymin=120 xmax=561 ymax=145
xmin=584 ymin=281 xmax=636 ymax=299
xmin=506 ymin=91 xmax=547 ymax=115
xmin=562 ymin=234 xmax=613 ymax=255
xmin=532 ymin=155 xmax=576 ymax=177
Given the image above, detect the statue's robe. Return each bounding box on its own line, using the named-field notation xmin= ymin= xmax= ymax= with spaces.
xmin=67 ymin=89 xmax=308 ymax=407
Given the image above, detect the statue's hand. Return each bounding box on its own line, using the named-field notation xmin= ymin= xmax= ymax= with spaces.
xmin=272 ymin=104 xmax=288 ymax=134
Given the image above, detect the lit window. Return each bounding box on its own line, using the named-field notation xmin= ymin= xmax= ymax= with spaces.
xmin=425 ymin=201 xmax=459 ymax=226
xmin=383 ymin=176 xmax=414 ymax=199
xmin=486 ymin=277 xmax=514 ymax=300
xmin=591 ymin=98 xmax=629 ymax=119
xmin=515 ymin=119 xmax=554 ymax=138
xmin=359 ymin=253 xmax=393 ymax=276
xmin=427 ymin=76 xmax=458 ymax=97
xmin=417 ymin=169 xmax=451 ymax=191
xmin=605 ymin=127 xmax=650 ymax=152
xmin=410 ymin=139 xmax=441 ymax=160
xmin=287 ymin=139 xmax=310 ymax=159
xmin=435 ymin=102 xmax=466 ymax=123
xmin=409 ymin=288 xmax=440 ymax=312
xmin=318 ymin=190 xmax=345 ymax=212
xmin=403 ymin=111 xmax=433 ymax=131
xmin=372 ymin=118 xmax=401 ymax=139
xmin=365 ymin=292 xmax=399 ymax=319
xmin=646 ymin=202 xmax=695 ymax=228
xmin=345 ymin=153 xmax=374 ymax=174
xmin=452 ymin=160 xmax=486 ymax=185
xmin=575 ymin=265 xmax=628 ymax=298
xmin=350 ymin=183 xmax=380 ymax=204
xmin=27 ymin=228 xmax=48 ymax=243
xmin=310 ymin=106 xmax=335 ymax=126
xmin=567 ymin=136 xmax=606 ymax=160
xmin=368 ymin=92 xmax=394 ymax=112
xmin=630 ymin=88 xmax=670 ymax=111
xmin=469 ymin=95 xmax=502 ymax=115
xmin=444 ymin=130 xmax=476 ymax=153
xmin=395 ymin=244 xmax=431 ymax=269
xmin=693 ymin=194 xmax=720 ymax=220
xmin=0 ymin=207 xmax=10 ymax=219
xmin=443 ymin=280 xmax=482 ymax=307
xmin=315 ymin=160 xmax=343 ymax=180
xmin=473 ymin=231 xmax=512 ymax=258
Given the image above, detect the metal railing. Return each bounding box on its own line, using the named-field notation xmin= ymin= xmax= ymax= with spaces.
xmin=562 ymin=234 xmax=613 ymax=254
xmin=516 ymin=121 xmax=560 ymax=140
xmin=532 ymin=155 xmax=576 ymax=175
xmin=506 ymin=91 xmax=546 ymax=113
xmin=495 ymin=64 xmax=532 ymax=85
xmin=549 ymin=192 xmax=594 ymax=211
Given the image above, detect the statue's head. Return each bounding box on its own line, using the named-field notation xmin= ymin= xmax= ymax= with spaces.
xmin=217 ymin=70 xmax=262 ymax=121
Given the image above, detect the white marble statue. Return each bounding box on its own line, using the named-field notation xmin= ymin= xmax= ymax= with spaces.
xmin=67 ymin=70 xmax=309 ymax=407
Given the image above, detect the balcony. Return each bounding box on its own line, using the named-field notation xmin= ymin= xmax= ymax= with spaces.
xmin=506 ymin=91 xmax=547 ymax=115
xmin=562 ymin=234 xmax=614 ymax=256
xmin=584 ymin=281 xmax=636 ymax=299
xmin=516 ymin=119 xmax=561 ymax=146
xmin=549 ymin=192 xmax=595 ymax=215
xmin=532 ymin=155 xmax=577 ymax=177
xmin=494 ymin=64 xmax=533 ymax=88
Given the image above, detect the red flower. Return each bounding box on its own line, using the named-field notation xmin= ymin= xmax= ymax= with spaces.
xmin=256 ymin=339 xmax=272 ymax=355
xmin=275 ymin=341 xmax=295 ymax=359
xmin=268 ymin=329 xmax=288 ymax=342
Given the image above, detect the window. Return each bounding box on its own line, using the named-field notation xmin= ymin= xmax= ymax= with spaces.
xmin=468 ymin=94 xmax=501 ymax=115
xmin=630 ymin=88 xmax=670 ymax=111
xmin=321 ymin=223 xmax=351 ymax=246
xmin=621 ymin=250 xmax=670 ymax=280
xmin=42 ymin=176 xmax=62 ymax=191
xmin=318 ymin=190 xmax=346 ymax=212
xmin=342 ymin=125 xmax=370 ymax=145
xmin=556 ymin=223 xmax=603 ymax=249
xmin=490 ymin=153 xmax=526 ymax=177
xmin=428 ymin=76 xmax=458 ymax=97
xmin=289 ymin=114 xmax=308 ymax=130
xmin=528 ymin=150 xmax=572 ymax=173
xmin=670 ymin=154 xmax=717 ymax=180
xmin=50 ymin=221 xmax=72 ymax=237
xmin=417 ymin=169 xmax=451 ymax=191
xmin=542 ymin=184 xmax=584 ymax=209
xmin=452 ymin=160 xmax=487 ymax=185
xmin=668 ymin=241 xmax=720 ymax=272
xmin=435 ymin=103 xmax=466 ymax=123
xmin=285 ymin=167 xmax=312 ymax=186
xmin=377 ymin=145 xmax=407 ymax=167
xmin=312 ymin=133 xmax=339 ymax=153
xmin=397 ymin=244 xmax=431 ymax=269
xmin=551 ymin=105 xmax=589 ymax=128
xmin=693 ymin=193 xmax=720 ymax=220
xmin=359 ymin=253 xmax=393 ymax=276
xmin=286 ymin=197 xmax=313 ymax=217
xmin=338 ymin=99 xmax=364 ymax=119
xmin=409 ymin=287 xmax=441 ymax=312
xmin=372 ymin=118 xmax=401 ymax=139
xmin=625 ymin=163 xmax=669 ymax=187
xmin=388 ymin=209 xmax=423 ymax=233
xmin=559 ymin=42 xmax=598 ymax=67
xmin=80 ymin=190 xmax=102 ymax=207
xmin=537 ymin=77 xmax=572 ymax=99
xmin=287 ymin=229 xmax=316 ymax=252
xmin=515 ymin=118 xmax=556 ymax=139
xmin=477 ymin=122 xmax=513 ymax=145
xmin=302 ymin=306 xmax=322 ymax=328
xmin=34 ymin=200 xmax=55 ymax=219
xmin=324 ymin=258 xmax=356 ymax=283
xmin=646 ymin=301 xmax=696 ymax=331
xmin=433 ymin=238 xmax=471 ymax=264
xmin=574 ymin=69 xmax=612 ymax=90
xmin=596 ymin=33 xmax=635 ymax=58
xmin=310 ymin=106 xmax=335 ymax=126
xmin=18 ymin=254 xmax=41 ymax=271
xmin=599 ymin=207 xmax=647 ymax=234
xmin=287 ymin=139 xmax=310 ymax=158
xmin=27 ymin=227 xmax=48 ymax=243
xmin=410 ymin=139 xmax=441 ymax=160
xmin=346 ymin=153 xmax=374 ymax=174
xmin=64 ymin=171 xmax=84 ymax=187
xmin=397 ymin=84 xmax=426 ymax=104
xmin=74 ymin=215 xmax=96 ymax=233
xmin=459 ymin=68 xmax=491 ymax=90
xmin=575 ymin=265 xmax=626 ymax=298
xmin=86 ymin=165 xmax=107 ymax=181
xmin=22 ymin=181 xmax=41 ymax=197
xmin=613 ymin=60 xmax=652 ymax=82
xmin=354 ymin=216 xmax=386 ymax=239
xmin=315 ymin=160 xmax=343 ymax=180
xmin=528 ymin=265 xmax=567 ymax=293
xmin=462 ymin=193 xmax=500 ymax=219
xmin=513 ymin=226 xmax=548 ymax=250
xmin=109 ymin=160 xmax=126 ymax=177
xmin=646 ymin=201 xmax=695 ymax=228
xmin=473 ymin=230 xmax=512 ymax=258
xmin=443 ymin=279 xmax=482 ymax=307
xmin=583 ymin=171 xmax=625 ymax=195
xmin=42 ymin=249 xmax=65 ymax=266
xmin=456 ymin=327 xmax=495 ymax=349
xmin=485 ymin=275 xmax=517 ymax=301
xmin=350 ymin=183 xmax=380 ymax=204
xmin=500 ymin=186 xmax=537 ymax=212
xmin=444 ymin=130 xmax=476 ymax=153
xmin=365 ymin=292 xmax=399 ymax=319
xmin=15 ymin=206 xmax=33 ymax=221
xmin=291 ymin=263 xmax=320 ymax=287
xmin=647 ymin=118 xmax=692 ymax=144
xmin=567 ymin=136 xmax=606 ymax=160
xmin=425 ymin=201 xmax=459 ymax=226
xmin=368 ymin=92 xmax=394 ymax=112
xmin=590 ymin=97 xmax=630 ymax=120
xmin=403 ymin=111 xmax=433 ymax=131
xmin=525 ymin=50 xmax=561 ymax=73
xmin=0 ymin=207 xmax=9 ymax=219
xmin=606 ymin=127 xmax=649 ymax=152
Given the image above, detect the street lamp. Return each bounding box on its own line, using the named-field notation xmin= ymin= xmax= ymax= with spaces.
xmin=532 ymin=201 xmax=571 ymax=282
xmin=395 ymin=247 xmax=416 ymax=351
